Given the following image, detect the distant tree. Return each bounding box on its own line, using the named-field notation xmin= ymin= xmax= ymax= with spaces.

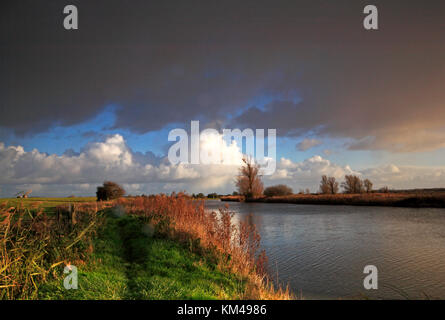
xmin=305 ymin=188 xmax=311 ymax=195
xmin=363 ymin=179 xmax=373 ymax=193
xmin=379 ymin=186 xmax=389 ymax=193
xmin=96 ymin=181 xmax=125 ymax=201
xmin=319 ymin=175 xmax=339 ymax=194
xmin=264 ymin=184 xmax=293 ymax=197
xmin=207 ymin=192 xmax=218 ymax=199
xmin=197 ymin=193 xmax=205 ymax=198
xmin=232 ymin=191 xmax=239 ymax=196
xmin=236 ymin=157 xmax=264 ymax=199
xmin=341 ymin=175 xmax=364 ymax=194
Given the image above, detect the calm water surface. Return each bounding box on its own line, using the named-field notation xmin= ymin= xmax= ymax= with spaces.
xmin=205 ymin=200 xmax=445 ymax=299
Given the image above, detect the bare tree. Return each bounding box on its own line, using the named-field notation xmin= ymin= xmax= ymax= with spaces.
xmin=341 ymin=175 xmax=364 ymax=194
xmin=319 ymin=175 xmax=339 ymax=194
xmin=236 ymin=157 xmax=264 ymax=199
xmin=363 ymin=179 xmax=373 ymax=193
xmin=328 ymin=177 xmax=339 ymax=194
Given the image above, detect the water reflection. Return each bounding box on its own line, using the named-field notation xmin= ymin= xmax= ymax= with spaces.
xmin=205 ymin=200 xmax=445 ymax=299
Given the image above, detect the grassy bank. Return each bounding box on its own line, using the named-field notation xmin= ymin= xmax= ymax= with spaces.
xmin=40 ymin=213 xmax=245 ymax=299
xmin=222 ymin=193 xmax=445 ymax=208
xmin=117 ymin=195 xmax=291 ymax=299
xmin=1 ymin=196 xmax=290 ymax=300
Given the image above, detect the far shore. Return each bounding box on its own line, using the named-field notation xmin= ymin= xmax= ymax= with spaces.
xmin=220 ymin=192 xmax=445 ymax=208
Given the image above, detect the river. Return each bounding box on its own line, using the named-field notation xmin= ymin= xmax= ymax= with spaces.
xmin=205 ymin=200 xmax=445 ymax=299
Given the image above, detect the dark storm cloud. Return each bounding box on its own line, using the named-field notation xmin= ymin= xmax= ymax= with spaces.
xmin=1 ymin=0 xmax=445 ymax=151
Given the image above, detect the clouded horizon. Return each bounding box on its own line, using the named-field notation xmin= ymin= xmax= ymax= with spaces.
xmin=1 ymin=0 xmax=445 ymax=196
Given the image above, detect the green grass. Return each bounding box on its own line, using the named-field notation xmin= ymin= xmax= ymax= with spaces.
xmin=1 ymin=197 xmax=96 ymax=208
xmin=0 ymin=197 xmax=97 ymax=215
xmin=38 ymin=212 xmax=245 ymax=300
xmin=38 ymin=213 xmax=128 ymax=299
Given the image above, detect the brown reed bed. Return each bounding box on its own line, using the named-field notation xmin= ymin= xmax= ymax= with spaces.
xmin=220 ymin=195 xmax=245 ymax=202
xmin=223 ymin=192 xmax=445 ymax=208
xmin=117 ymin=194 xmax=293 ymax=299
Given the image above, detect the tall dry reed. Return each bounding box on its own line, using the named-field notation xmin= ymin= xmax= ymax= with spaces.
xmin=0 ymin=202 xmax=108 ymax=299
xmin=117 ymin=194 xmax=292 ymax=299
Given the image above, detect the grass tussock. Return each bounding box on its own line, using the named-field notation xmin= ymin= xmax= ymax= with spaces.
xmin=0 ymin=201 xmax=109 ymax=299
xmin=117 ymin=194 xmax=293 ymax=299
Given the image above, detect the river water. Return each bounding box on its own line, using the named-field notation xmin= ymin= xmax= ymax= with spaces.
xmin=205 ymin=200 xmax=445 ymax=299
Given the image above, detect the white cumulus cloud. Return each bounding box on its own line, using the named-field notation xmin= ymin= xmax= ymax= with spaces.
xmin=2 ymin=135 xmax=445 ymax=197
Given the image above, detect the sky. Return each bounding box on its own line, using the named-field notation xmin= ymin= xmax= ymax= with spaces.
xmin=1 ymin=0 xmax=445 ymax=197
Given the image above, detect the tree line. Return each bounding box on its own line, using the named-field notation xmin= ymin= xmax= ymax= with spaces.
xmin=94 ymin=159 xmax=384 ymax=201
xmin=235 ymin=157 xmax=384 ymax=199
xmin=319 ymin=174 xmax=373 ymax=194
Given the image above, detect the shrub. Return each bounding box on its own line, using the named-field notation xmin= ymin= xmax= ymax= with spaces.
xmin=264 ymin=184 xmax=293 ymax=197
xmin=96 ymin=181 xmax=125 ymax=201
